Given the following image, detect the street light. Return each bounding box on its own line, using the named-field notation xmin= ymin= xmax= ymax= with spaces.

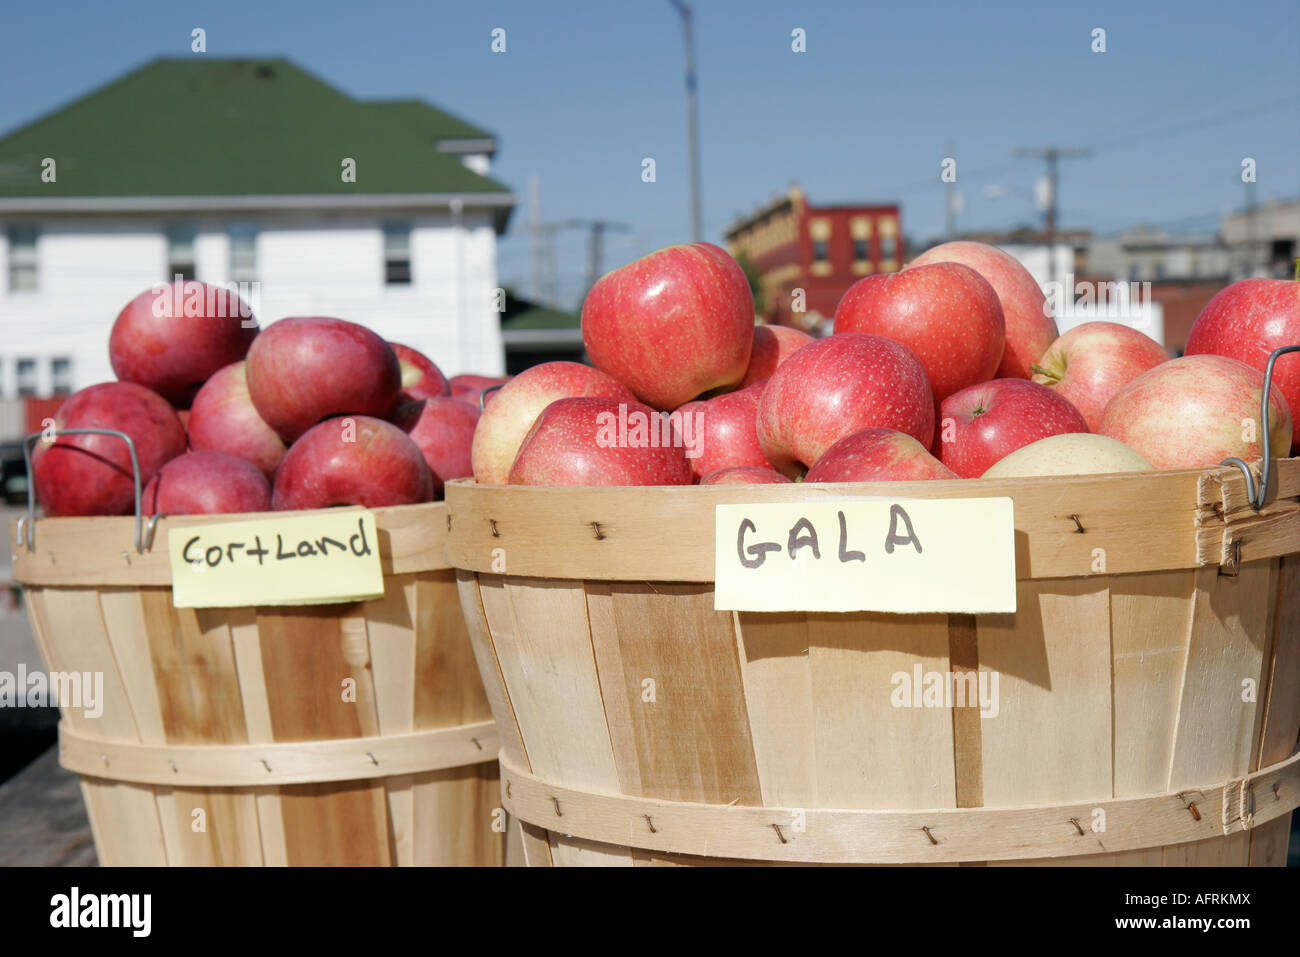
xmin=668 ymin=0 xmax=702 ymax=241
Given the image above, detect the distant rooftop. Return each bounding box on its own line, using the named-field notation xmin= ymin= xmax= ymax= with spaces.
xmin=726 ymin=184 xmax=899 ymax=238
xmin=0 ymin=57 xmax=513 ymax=226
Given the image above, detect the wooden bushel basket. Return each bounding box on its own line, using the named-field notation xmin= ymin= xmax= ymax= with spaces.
xmin=12 ymin=502 xmax=508 ymax=866
xmin=446 ymin=460 xmax=1300 ymax=866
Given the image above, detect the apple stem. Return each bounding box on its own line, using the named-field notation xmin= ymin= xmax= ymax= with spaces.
xmin=1029 ymin=363 xmax=1062 ymax=382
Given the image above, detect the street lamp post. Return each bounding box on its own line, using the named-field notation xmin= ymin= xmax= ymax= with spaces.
xmin=669 ymin=0 xmax=702 ymax=241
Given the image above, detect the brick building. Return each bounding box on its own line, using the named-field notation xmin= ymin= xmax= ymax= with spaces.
xmin=725 ymin=185 xmax=901 ymax=331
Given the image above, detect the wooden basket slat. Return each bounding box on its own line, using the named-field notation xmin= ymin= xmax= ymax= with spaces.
xmin=1110 ymin=570 xmax=1195 ymax=797
xmin=227 ymin=605 xmax=288 ymax=866
xmin=476 ymin=574 xmax=632 ymax=866
xmin=1248 ymin=816 xmax=1293 ymax=865
xmin=28 ymin=588 xmax=172 ymax=865
xmin=1092 ymin=569 xmax=1197 ymax=865
xmin=256 ymin=606 xmax=392 ymax=866
xmin=586 ymin=582 xmax=763 ymax=867
xmin=455 ymin=570 xmax=555 ymax=867
xmin=809 ymin=613 xmax=956 ymax=809
xmin=1167 ymin=564 xmax=1274 ymax=790
xmin=1256 ymin=554 xmax=1300 ymax=770
xmin=153 ymin=599 xmax=265 ymax=865
xmin=444 ymin=461 xmax=1300 ymax=582
xmin=408 ymin=572 xmax=499 ymax=861
xmin=978 ymin=579 xmax=1115 ymax=807
xmin=12 ymin=502 xmax=448 ymax=586
xmin=733 ymin=612 xmax=820 ymax=807
xmin=409 ymin=764 xmax=501 ymax=866
xmin=76 ymin=779 xmax=170 ymax=866
xmin=367 ymin=575 xmax=419 ymax=865
xmin=589 ymin=582 xmax=762 ymax=805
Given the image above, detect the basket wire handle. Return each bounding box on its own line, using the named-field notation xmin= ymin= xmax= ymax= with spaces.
xmin=478 ymin=382 xmax=506 ymax=412
xmin=20 ymin=427 xmax=150 ymax=554
xmin=1219 ymin=343 xmax=1300 ymax=512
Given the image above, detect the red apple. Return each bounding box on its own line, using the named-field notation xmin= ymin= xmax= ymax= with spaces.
xmin=1030 ymin=321 xmax=1169 ymax=431
xmin=109 ymin=280 xmax=259 ymax=408
xmin=909 ymin=241 xmax=1057 ymax=379
xmin=581 ymin=242 xmax=754 ymax=409
xmin=471 ymin=361 xmax=635 ymax=485
xmin=508 ymin=396 xmax=694 ymax=486
xmin=756 ymin=333 xmax=935 ymax=477
xmin=33 ymin=382 xmax=187 ymax=516
xmin=392 ymin=397 xmax=480 ymax=498
xmin=1185 ymin=278 xmax=1300 ymax=450
xmin=1098 ymin=355 xmax=1292 ymax=470
xmin=390 ymin=343 xmax=451 ymax=401
xmin=833 ymin=262 xmax=1005 ymax=400
xmin=805 ymin=428 xmax=958 ymax=482
xmin=271 ymin=415 xmax=434 ymax=509
xmin=186 ymin=361 xmax=287 ymax=478
xmin=143 ymin=451 xmax=272 ymax=515
xmin=737 ymin=325 xmax=815 ymax=389
xmin=675 ymin=381 xmax=771 ymax=480
xmin=937 ymin=378 xmax=1089 ymax=478
xmin=246 ymin=317 xmax=402 ymax=442
xmin=699 ymin=465 xmax=791 ymax=485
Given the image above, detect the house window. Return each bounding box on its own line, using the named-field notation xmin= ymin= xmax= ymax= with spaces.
xmin=16 ymin=358 xmax=38 ymax=397
xmin=228 ymin=223 xmax=258 ymax=283
xmin=880 ymin=235 xmax=898 ymax=260
xmin=7 ymin=225 xmax=38 ymax=292
xmin=383 ymin=222 xmax=412 ymax=285
xmin=813 ymin=239 xmax=829 ymax=263
xmin=167 ymin=224 xmax=197 ymax=281
xmin=853 ymin=239 xmax=869 ymax=262
xmin=51 ymin=357 xmax=73 ymax=395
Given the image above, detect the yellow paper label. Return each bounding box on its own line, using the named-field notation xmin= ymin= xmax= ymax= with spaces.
xmin=168 ymin=512 xmax=385 ymax=608
xmin=714 ymin=498 xmax=1016 ymax=614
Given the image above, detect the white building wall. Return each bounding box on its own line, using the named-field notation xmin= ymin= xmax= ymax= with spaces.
xmin=0 ymin=208 xmax=506 ymax=407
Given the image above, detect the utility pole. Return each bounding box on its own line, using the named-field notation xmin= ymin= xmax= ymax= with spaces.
xmin=669 ymin=0 xmax=703 ymax=241
xmin=1244 ymin=177 xmax=1259 ymax=278
xmin=565 ymin=218 xmax=633 ymax=301
xmin=945 ymin=141 xmax=956 ymax=240
xmin=1014 ymin=145 xmax=1091 ymax=287
xmin=528 ymin=174 xmax=543 ymax=301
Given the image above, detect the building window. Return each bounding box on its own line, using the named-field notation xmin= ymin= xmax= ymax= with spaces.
xmin=879 ymin=235 xmax=897 ymax=261
xmin=167 ymin=224 xmax=197 ymax=281
xmin=228 ymin=223 xmax=258 ymax=283
xmin=383 ymin=222 xmax=412 ymax=285
xmin=16 ymin=358 xmax=38 ymax=397
xmin=853 ymin=238 xmax=869 ymax=262
xmin=813 ymin=239 xmax=829 ymax=263
xmin=51 ymin=357 xmax=73 ymax=395
xmin=7 ymin=224 xmax=38 ymax=292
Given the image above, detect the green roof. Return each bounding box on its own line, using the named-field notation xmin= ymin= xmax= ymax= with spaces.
xmin=0 ymin=58 xmax=511 ymax=200
xmin=501 ymin=292 xmax=581 ymax=330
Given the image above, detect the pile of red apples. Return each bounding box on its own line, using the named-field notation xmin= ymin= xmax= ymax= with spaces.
xmin=33 ymin=282 xmax=507 ymax=516
xmin=32 ymin=241 xmax=1300 ymax=518
xmin=476 ymin=241 xmax=1297 ymax=488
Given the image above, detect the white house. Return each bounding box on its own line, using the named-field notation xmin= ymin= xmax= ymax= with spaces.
xmin=0 ymin=57 xmax=515 ymax=404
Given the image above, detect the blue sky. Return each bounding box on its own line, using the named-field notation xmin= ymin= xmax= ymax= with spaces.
xmin=2 ymin=0 xmax=1297 ymax=308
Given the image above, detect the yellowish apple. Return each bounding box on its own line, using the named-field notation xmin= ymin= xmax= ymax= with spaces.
xmin=981 ymin=433 xmax=1153 ymax=479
